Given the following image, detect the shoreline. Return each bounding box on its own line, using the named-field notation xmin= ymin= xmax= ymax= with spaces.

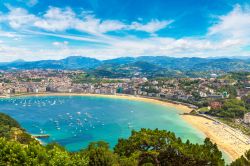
xmin=2 ymin=92 xmax=193 ymax=114
xmin=181 ymin=114 xmax=250 ymax=161
xmin=1 ymin=92 xmax=244 ymax=161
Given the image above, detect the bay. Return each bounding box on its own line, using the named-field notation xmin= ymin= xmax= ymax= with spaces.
xmin=0 ymin=95 xmax=205 ymax=151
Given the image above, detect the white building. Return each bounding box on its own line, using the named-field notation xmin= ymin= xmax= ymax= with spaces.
xmin=244 ymin=112 xmax=250 ymax=124
xmin=199 ymin=91 xmax=207 ymax=98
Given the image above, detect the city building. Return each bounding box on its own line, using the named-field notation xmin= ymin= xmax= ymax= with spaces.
xmin=244 ymin=112 xmax=250 ymax=124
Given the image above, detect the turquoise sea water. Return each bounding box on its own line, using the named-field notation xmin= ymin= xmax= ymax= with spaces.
xmin=0 ymin=96 xmax=206 ymax=151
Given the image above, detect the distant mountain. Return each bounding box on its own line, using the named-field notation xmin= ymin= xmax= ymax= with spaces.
xmin=1 ymin=56 xmax=250 ymax=77
xmin=103 ymin=57 xmax=136 ymax=65
xmin=0 ymin=56 xmax=101 ymax=70
xmin=102 ymin=56 xmax=250 ymax=72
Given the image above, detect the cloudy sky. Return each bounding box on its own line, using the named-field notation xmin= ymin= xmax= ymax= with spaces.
xmin=0 ymin=0 xmax=250 ymax=61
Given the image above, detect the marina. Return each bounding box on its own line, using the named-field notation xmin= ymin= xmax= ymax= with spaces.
xmin=0 ymin=95 xmax=205 ymax=151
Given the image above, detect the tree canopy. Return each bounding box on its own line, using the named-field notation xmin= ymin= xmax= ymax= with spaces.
xmin=0 ymin=112 xmax=247 ymax=166
xmin=230 ymin=149 xmax=250 ymax=166
xmin=209 ymin=99 xmax=247 ymax=118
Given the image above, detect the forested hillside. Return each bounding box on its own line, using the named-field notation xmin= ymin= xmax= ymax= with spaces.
xmin=1 ymin=56 xmax=250 ymax=78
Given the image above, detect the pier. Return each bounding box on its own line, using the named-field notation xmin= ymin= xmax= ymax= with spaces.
xmin=32 ymin=134 xmax=50 ymax=138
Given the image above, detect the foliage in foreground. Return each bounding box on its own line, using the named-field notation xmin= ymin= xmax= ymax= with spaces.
xmin=0 ymin=127 xmax=225 ymax=166
xmin=0 ymin=139 xmax=88 ymax=165
xmin=0 ymin=112 xmax=248 ymax=166
xmin=230 ymin=150 xmax=250 ymax=166
xmin=0 ymin=113 xmax=33 ymax=144
xmin=114 ymin=129 xmax=225 ymax=166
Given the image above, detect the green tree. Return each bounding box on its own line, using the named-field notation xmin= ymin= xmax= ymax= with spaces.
xmin=114 ymin=128 xmax=176 ymax=157
xmin=209 ymin=99 xmax=247 ymax=118
xmin=86 ymin=141 xmax=119 ymax=166
xmin=114 ymin=129 xmax=224 ymax=166
xmin=230 ymin=149 xmax=250 ymax=166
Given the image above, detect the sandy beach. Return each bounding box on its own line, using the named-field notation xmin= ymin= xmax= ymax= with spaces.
xmin=182 ymin=114 xmax=250 ymax=161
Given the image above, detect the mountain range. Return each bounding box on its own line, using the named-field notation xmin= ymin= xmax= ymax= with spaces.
xmin=0 ymin=56 xmax=250 ymax=77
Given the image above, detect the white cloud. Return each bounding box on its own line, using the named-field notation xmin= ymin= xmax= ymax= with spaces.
xmin=209 ymin=4 xmax=250 ymax=40
xmin=0 ymin=5 xmax=250 ymax=62
xmin=34 ymin=7 xmax=77 ymax=32
xmin=0 ymin=34 xmax=246 ymax=62
xmin=0 ymin=31 xmax=20 ymax=38
xmin=0 ymin=44 xmax=34 ymax=62
xmin=1 ymin=7 xmax=37 ymax=29
xmin=72 ymin=14 xmax=127 ymax=34
xmin=27 ymin=0 xmax=38 ymax=7
xmin=97 ymin=20 xmax=127 ymax=33
xmin=129 ymin=19 xmax=173 ymax=33
xmin=0 ymin=7 xmax=171 ymax=35
xmin=52 ymin=41 xmax=69 ymax=47
xmin=17 ymin=0 xmax=38 ymax=7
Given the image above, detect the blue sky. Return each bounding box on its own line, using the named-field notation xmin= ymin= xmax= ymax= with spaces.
xmin=0 ymin=0 xmax=250 ymax=61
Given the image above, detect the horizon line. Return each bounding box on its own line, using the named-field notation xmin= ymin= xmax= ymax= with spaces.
xmin=1 ymin=55 xmax=250 ymax=63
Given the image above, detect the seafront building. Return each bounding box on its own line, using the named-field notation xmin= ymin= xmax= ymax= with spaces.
xmin=0 ymin=70 xmax=241 ymax=103
xmin=244 ymin=112 xmax=250 ymax=124
xmin=3 ymin=69 xmax=250 ymax=123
